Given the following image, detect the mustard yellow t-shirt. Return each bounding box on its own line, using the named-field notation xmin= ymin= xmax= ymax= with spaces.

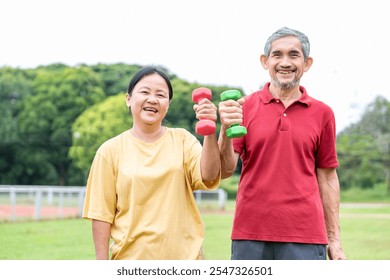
xmin=83 ymin=127 xmax=220 ymax=260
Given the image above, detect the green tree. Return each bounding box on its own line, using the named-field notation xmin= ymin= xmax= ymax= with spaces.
xmin=0 ymin=67 xmax=33 ymax=184
xmin=17 ymin=66 xmax=106 ymax=185
xmin=69 ymin=93 xmax=130 ymax=182
xmin=337 ymin=96 xmax=390 ymax=193
xmin=337 ymin=133 xmax=384 ymax=189
xmin=89 ymin=63 xmax=141 ymax=96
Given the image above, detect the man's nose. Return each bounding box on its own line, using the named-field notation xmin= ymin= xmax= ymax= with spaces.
xmin=280 ymin=56 xmax=292 ymax=66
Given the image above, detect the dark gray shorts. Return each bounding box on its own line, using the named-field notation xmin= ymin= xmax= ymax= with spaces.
xmin=232 ymin=240 xmax=326 ymax=260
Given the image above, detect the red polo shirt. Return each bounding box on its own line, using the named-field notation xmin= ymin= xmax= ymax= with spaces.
xmin=232 ymin=83 xmax=338 ymax=244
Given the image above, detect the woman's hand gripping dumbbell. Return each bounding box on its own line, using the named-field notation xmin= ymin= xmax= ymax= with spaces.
xmin=192 ymin=87 xmax=217 ymax=136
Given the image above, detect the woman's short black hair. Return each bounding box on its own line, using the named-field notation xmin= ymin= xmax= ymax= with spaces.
xmin=127 ymin=65 xmax=173 ymax=100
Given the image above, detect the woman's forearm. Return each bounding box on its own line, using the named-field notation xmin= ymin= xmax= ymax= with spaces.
xmin=92 ymin=219 xmax=111 ymax=260
xmin=201 ymin=133 xmax=221 ymax=181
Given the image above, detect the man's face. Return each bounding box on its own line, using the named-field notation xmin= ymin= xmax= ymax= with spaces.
xmin=261 ymin=36 xmax=312 ymax=90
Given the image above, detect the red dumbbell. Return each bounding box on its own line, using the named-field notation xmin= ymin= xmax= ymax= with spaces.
xmin=192 ymin=87 xmax=216 ymax=136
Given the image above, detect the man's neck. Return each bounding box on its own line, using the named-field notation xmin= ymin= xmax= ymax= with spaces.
xmin=269 ymin=83 xmax=302 ymax=107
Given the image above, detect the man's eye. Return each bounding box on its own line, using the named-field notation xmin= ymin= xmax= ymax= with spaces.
xmin=290 ymin=52 xmax=300 ymax=58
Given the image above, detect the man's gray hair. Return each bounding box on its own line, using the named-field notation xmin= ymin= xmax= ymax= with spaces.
xmin=264 ymin=27 xmax=310 ymax=60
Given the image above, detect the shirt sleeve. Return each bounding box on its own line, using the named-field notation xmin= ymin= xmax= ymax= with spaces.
xmin=315 ymin=112 xmax=339 ymax=168
xmin=82 ymin=147 xmax=117 ymax=223
xmin=233 ymin=136 xmax=245 ymax=155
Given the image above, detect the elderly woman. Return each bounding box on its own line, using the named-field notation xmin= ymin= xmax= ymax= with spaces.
xmin=83 ymin=65 xmax=221 ymax=260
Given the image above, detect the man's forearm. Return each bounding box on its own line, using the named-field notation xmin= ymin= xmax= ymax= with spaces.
xmin=317 ymin=169 xmax=341 ymax=240
xmin=218 ymin=129 xmax=238 ymax=178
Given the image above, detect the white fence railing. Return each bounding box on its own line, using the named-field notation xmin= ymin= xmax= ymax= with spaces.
xmin=0 ymin=185 xmax=86 ymax=221
xmin=194 ymin=188 xmax=227 ymax=210
xmin=0 ymin=186 xmax=227 ymax=221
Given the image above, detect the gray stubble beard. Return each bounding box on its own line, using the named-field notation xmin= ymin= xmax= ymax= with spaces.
xmin=272 ymin=78 xmax=299 ymax=90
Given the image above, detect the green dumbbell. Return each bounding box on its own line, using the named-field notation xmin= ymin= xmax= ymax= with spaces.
xmin=220 ymin=89 xmax=247 ymax=138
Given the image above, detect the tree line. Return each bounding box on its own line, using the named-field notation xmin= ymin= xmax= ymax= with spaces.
xmin=0 ymin=63 xmax=232 ymax=186
xmin=0 ymin=63 xmax=389 ymax=193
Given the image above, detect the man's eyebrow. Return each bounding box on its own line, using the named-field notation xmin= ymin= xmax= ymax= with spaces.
xmin=271 ymin=49 xmax=282 ymax=55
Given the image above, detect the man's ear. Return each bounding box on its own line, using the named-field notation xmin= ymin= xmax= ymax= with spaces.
xmin=304 ymin=57 xmax=314 ymax=72
xmin=260 ymin=54 xmax=268 ymax=70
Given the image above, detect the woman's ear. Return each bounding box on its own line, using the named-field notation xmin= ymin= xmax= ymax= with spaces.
xmin=125 ymin=93 xmax=131 ymax=108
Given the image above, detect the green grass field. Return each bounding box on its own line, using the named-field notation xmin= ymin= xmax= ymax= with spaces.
xmin=1 ymin=202 xmax=389 ymax=260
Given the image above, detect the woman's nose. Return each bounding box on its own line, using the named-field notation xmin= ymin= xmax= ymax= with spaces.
xmin=146 ymin=94 xmax=158 ymax=103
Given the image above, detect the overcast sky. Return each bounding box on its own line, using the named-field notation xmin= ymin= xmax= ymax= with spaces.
xmin=1 ymin=0 xmax=389 ymax=132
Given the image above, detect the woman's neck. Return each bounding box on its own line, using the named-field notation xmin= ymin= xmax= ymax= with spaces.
xmin=130 ymin=125 xmax=166 ymax=142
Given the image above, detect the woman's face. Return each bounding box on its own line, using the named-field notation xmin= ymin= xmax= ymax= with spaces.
xmin=126 ymin=73 xmax=170 ymax=127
